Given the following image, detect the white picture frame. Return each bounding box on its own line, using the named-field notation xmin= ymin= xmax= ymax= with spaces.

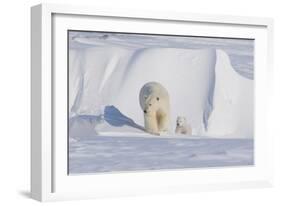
xmin=31 ymin=3 xmax=274 ymax=202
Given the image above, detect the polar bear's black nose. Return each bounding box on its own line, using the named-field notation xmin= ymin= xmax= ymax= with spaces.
xmin=144 ymin=110 xmax=147 ymax=113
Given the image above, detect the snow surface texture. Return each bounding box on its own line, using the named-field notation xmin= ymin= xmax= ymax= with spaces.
xmin=69 ymin=136 xmax=253 ymax=174
xmin=68 ymin=32 xmax=254 ymax=174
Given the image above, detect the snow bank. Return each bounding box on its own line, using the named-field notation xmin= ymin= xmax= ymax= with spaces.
xmin=69 ymin=45 xmax=253 ymax=138
xmin=205 ymin=50 xmax=253 ymax=138
xmin=69 ymin=46 xmax=135 ymax=117
xmin=111 ymin=48 xmax=216 ymax=134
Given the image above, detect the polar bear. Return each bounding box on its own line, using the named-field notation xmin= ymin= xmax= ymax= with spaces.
xmin=139 ymin=82 xmax=170 ymax=135
xmin=175 ymin=116 xmax=192 ymax=135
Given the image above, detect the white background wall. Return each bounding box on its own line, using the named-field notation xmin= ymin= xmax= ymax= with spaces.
xmin=0 ymin=0 xmax=280 ymax=205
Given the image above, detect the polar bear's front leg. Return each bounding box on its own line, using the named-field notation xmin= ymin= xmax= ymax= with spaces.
xmin=144 ymin=113 xmax=160 ymax=135
xmin=175 ymin=126 xmax=181 ymax=134
xmin=157 ymin=112 xmax=169 ymax=133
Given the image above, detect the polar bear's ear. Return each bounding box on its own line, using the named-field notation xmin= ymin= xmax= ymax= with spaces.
xmin=156 ymin=97 xmax=159 ymax=101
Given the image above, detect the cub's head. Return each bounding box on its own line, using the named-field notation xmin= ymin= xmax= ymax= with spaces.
xmin=142 ymin=95 xmax=160 ymax=115
xmin=176 ymin=116 xmax=186 ymax=127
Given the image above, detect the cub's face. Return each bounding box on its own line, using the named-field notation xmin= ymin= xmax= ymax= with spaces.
xmin=176 ymin=117 xmax=186 ymax=127
xmin=143 ymin=95 xmax=160 ymax=115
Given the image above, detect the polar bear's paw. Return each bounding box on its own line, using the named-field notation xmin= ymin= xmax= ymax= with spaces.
xmin=146 ymin=130 xmax=160 ymax=136
xmin=159 ymin=131 xmax=169 ymax=136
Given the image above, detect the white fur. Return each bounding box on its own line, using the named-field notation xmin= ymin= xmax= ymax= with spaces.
xmin=139 ymin=82 xmax=170 ymax=135
xmin=175 ymin=116 xmax=192 ymax=135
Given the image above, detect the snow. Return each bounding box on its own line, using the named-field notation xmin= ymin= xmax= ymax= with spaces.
xmin=70 ymin=32 xmax=254 ymax=79
xmin=68 ymin=32 xmax=254 ymax=174
xmin=69 ymin=136 xmax=253 ymax=174
xmin=112 ymin=48 xmax=216 ymax=134
xmin=69 ymin=46 xmax=253 ymax=138
xmin=69 ymin=46 xmax=133 ymax=116
xmin=205 ymin=50 xmax=253 ymax=138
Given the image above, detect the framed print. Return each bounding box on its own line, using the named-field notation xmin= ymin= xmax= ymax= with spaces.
xmin=31 ymin=3 xmax=274 ymax=201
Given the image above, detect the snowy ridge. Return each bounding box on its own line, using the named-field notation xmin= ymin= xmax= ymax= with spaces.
xmin=205 ymin=50 xmax=253 ymax=138
xmin=70 ymin=32 xmax=254 ymax=79
xmin=69 ymin=45 xmax=253 ymax=139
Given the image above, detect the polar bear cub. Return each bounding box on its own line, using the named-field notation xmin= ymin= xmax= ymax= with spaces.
xmin=139 ymin=82 xmax=171 ymax=135
xmin=175 ymin=116 xmax=192 ymax=135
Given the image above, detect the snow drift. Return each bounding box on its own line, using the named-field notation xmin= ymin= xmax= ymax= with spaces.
xmin=205 ymin=50 xmax=253 ymax=138
xmin=69 ymin=44 xmax=253 ymax=138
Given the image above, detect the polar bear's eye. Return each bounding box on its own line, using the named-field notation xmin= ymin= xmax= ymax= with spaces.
xmin=157 ymin=97 xmax=159 ymax=101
